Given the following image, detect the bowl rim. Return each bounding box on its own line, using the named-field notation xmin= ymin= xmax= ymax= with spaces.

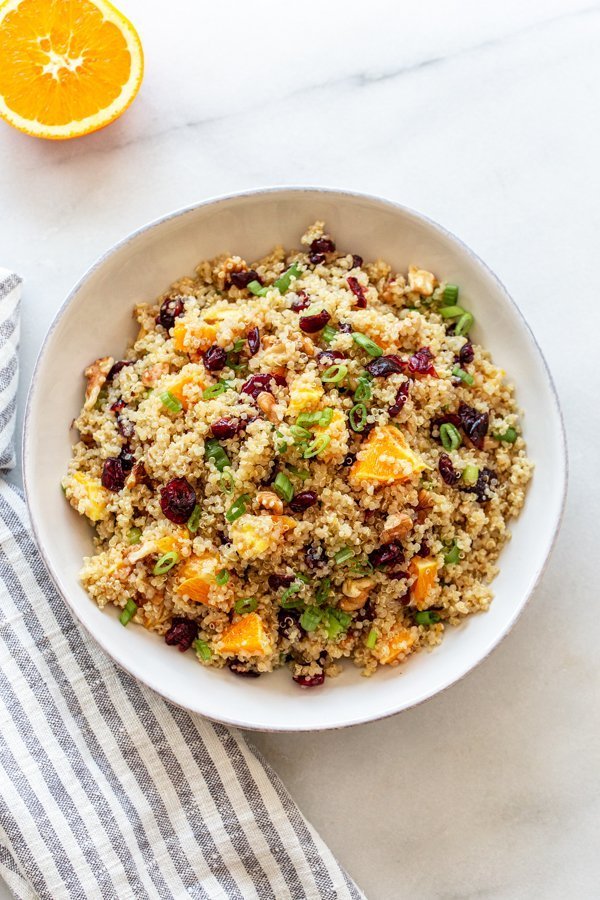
xmin=22 ymin=185 xmax=568 ymax=731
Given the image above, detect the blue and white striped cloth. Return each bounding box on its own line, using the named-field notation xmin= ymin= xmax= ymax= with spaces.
xmin=0 ymin=271 xmax=363 ymax=900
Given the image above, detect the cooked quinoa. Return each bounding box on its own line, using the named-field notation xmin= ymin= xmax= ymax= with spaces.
xmin=63 ymin=222 xmax=533 ymax=685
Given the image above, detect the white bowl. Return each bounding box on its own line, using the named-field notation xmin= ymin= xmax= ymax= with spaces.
xmin=23 ymin=188 xmax=566 ymax=732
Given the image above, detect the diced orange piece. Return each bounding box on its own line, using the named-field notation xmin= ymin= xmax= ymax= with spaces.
xmin=231 ymin=514 xmax=297 ymax=561
xmin=375 ymin=628 xmax=416 ymax=665
xmin=351 ymin=425 xmax=426 ymax=484
xmin=313 ymin=409 xmax=348 ymax=462
xmin=156 ymin=530 xmax=189 ymax=555
xmin=172 ymin=321 xmax=218 ymax=354
xmin=217 ymin=612 xmax=271 ymax=657
xmin=166 ymin=368 xmax=206 ymax=409
xmin=175 ymin=555 xmax=223 ymax=606
xmin=408 ymin=556 xmax=438 ymax=604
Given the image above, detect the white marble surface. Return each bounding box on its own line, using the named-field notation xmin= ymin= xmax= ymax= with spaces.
xmin=1 ymin=0 xmax=599 ymax=897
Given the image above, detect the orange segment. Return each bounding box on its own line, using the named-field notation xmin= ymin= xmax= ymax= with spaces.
xmin=175 ymin=555 xmax=224 ymax=606
xmin=351 ymin=425 xmax=426 ymax=485
xmin=217 ymin=613 xmax=271 ymax=657
xmin=166 ymin=367 xmax=206 ymax=410
xmin=0 ymin=0 xmax=143 ymax=140
xmin=375 ymin=627 xmax=416 ymax=665
xmin=172 ymin=321 xmax=218 ymax=355
xmin=408 ymin=556 xmax=438 ymax=604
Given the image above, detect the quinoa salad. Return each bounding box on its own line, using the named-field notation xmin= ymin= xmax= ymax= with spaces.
xmin=63 ymin=222 xmax=533 ymax=686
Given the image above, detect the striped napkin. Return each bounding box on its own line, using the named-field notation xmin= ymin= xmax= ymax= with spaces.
xmin=0 ymin=270 xmax=363 ymax=900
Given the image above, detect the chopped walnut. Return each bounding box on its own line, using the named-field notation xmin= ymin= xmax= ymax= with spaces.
xmin=257 ymin=391 xmax=281 ymax=423
xmin=141 ymin=362 xmax=169 ymax=387
xmin=84 ymin=356 xmax=114 ymax=410
xmin=340 ymin=577 xmax=375 ymax=611
xmin=125 ymin=460 xmax=152 ymax=490
xmin=381 ymin=512 xmax=413 ymax=543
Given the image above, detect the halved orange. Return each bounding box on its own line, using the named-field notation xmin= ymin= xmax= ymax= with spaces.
xmin=0 ymin=0 xmax=143 ymax=140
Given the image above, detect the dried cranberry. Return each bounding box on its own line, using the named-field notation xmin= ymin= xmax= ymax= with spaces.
xmin=229 ymin=270 xmax=261 ymax=289
xmin=277 ymin=608 xmax=300 ymax=640
xmin=305 ymin=544 xmax=325 ymax=569
xmin=158 ymin=296 xmax=184 ymax=331
xmin=269 ymin=574 xmax=295 ymax=590
xmin=164 ymin=617 xmax=198 ymax=652
xmin=247 ymin=327 xmax=260 ymax=356
xmin=317 ymin=350 xmax=345 ymax=366
xmin=119 ymin=446 xmax=135 ymax=472
xmin=408 ymin=347 xmax=438 ymax=377
xmin=389 ymin=570 xmax=409 ymax=583
xmin=341 ymin=452 xmax=356 ymax=467
xmin=459 ymin=342 xmax=474 ymax=366
xmin=299 ymin=309 xmax=331 ymax=334
xmin=107 ymin=360 xmax=133 ymax=381
xmin=291 ymin=290 xmax=311 ymax=312
xmin=439 ymin=453 xmax=461 ymax=485
xmin=366 ymin=355 xmax=406 ymax=378
xmin=293 ymin=672 xmax=325 ymax=687
xmin=309 ymin=252 xmax=326 ymax=265
xmin=289 ymin=491 xmax=318 ymax=513
xmin=228 ymin=660 xmax=261 ymax=677
xmin=101 ymin=457 xmax=127 ymax=492
xmin=202 ymin=345 xmax=227 ymax=372
xmin=351 ymin=254 xmax=363 ymax=268
xmin=416 ymin=542 xmax=430 ymax=557
xmin=369 ymin=541 xmax=404 ymax=568
xmin=211 ymin=417 xmax=240 ymax=439
xmin=160 ymin=477 xmax=197 ymax=524
xmin=462 ymin=467 xmax=498 ymax=503
xmin=389 ymin=381 xmax=410 ymax=417
xmin=347 ymin=276 xmax=367 ymax=308
xmin=310 ymin=237 xmax=336 ymax=255
xmin=458 ymin=402 xmax=489 ymax=450
xmin=338 ymin=322 xmax=353 ymax=334
xmin=242 ymin=372 xmax=286 ymax=400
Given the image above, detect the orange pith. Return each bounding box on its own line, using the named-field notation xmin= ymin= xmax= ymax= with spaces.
xmin=0 ymin=0 xmax=143 ymax=139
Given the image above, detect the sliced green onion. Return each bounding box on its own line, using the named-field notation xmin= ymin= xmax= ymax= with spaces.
xmin=322 ymin=324 xmax=338 ymax=344
xmin=187 ymin=504 xmax=202 ymax=533
xmin=414 ymin=610 xmax=441 ymax=625
xmin=334 ymin=547 xmax=355 ymax=565
xmin=280 ymin=583 xmax=303 ymax=608
xmin=275 ymin=262 xmax=301 ymax=294
xmin=303 ymin=435 xmax=330 ymax=459
xmin=455 ymin=312 xmax=474 ymax=336
xmin=352 ymin=332 xmax=383 ymax=357
xmin=462 ymin=465 xmax=480 ymax=486
xmin=153 ymin=551 xmax=179 ymax=575
xmin=274 ymin=472 xmax=294 ymax=503
xmin=159 ymin=391 xmax=183 ymax=414
xmin=296 ymin=411 xmax=322 ymax=428
xmin=315 ymin=577 xmax=331 ymax=605
xmin=287 ymin=465 xmax=310 ymax=481
xmin=366 ymin=628 xmax=378 ymax=649
xmin=442 ymin=284 xmax=459 ymax=305
xmin=216 ymin=569 xmax=230 ymax=586
xmin=127 ymin=526 xmax=142 ymax=545
xmin=202 ymin=380 xmax=231 ymax=400
xmin=300 ymin=606 xmax=322 ymax=632
xmin=349 ymin=402 xmax=368 ymax=433
xmin=319 ymin=407 xmax=334 ymax=426
xmin=354 ymin=376 xmax=372 ymax=402
xmin=452 ymin=365 xmax=475 ymax=386
xmin=225 ymin=493 xmax=250 ymax=523
xmin=444 ymin=543 xmax=461 ymax=565
xmin=275 ymin=430 xmax=289 ymax=454
xmin=440 ymin=423 xmax=462 ymax=451
xmin=205 ymin=438 xmax=231 ymax=472
xmin=219 ymin=470 xmax=236 ymax=494
xmin=290 ymin=424 xmax=312 ymax=443
xmin=234 ymin=596 xmax=258 ymax=615
xmin=440 ymin=305 xmax=467 ymax=319
xmin=119 ymin=598 xmax=137 ymax=626
xmin=232 ymin=338 xmax=246 ymax=352
xmin=94 ymin=388 xmax=108 ymax=410
xmin=321 ymin=363 xmax=348 ymax=384
xmin=350 ymin=560 xmax=374 ymax=576
xmin=325 ymin=608 xmax=352 ymax=640
xmin=193 ymin=639 xmax=212 ymax=660
xmin=248 ymin=280 xmax=268 ymax=296
xmin=493 ymin=427 xmax=518 ymax=443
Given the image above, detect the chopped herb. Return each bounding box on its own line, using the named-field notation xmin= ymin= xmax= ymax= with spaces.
xmin=349 ymin=402 xmax=368 ymax=432
xmin=274 ymin=472 xmax=294 ymax=503
xmin=352 ymin=332 xmax=383 ymax=357
xmin=440 ymin=422 xmax=462 ymax=451
xmin=334 ymin=547 xmax=355 ymax=565
xmin=455 ymin=312 xmax=474 ymax=336
xmin=187 ymin=504 xmax=202 ymax=533
xmin=442 ymin=284 xmax=459 ymax=304
xmin=322 ymin=324 xmax=338 ymax=344
xmin=219 ymin=470 xmax=236 ymax=494
xmin=315 ymin=577 xmax=331 ymax=604
xmin=444 ymin=543 xmax=461 ymax=565
xmin=202 ymin=380 xmax=231 ymax=400
xmin=127 ymin=526 xmax=142 ymax=545
xmin=493 ymin=427 xmax=518 ymax=443
xmin=414 ymin=610 xmax=441 ymax=625
xmin=290 ymin=424 xmax=312 ymax=443
xmin=234 ymin=596 xmax=258 ymax=615
xmin=462 ymin=465 xmax=480 ymax=486
xmin=321 ymin=363 xmax=348 ymax=384
xmin=205 ymin=438 xmax=231 ymax=472
xmin=215 ymin=569 xmax=230 ymax=586
xmin=303 ymin=435 xmax=330 ymax=458
xmin=119 ymin=598 xmax=137 ymax=626
xmin=300 ymin=606 xmax=322 ymax=632
xmin=287 ymin=465 xmax=310 ymax=481
xmin=248 ymin=280 xmax=269 ymax=297
xmin=225 ymin=493 xmax=250 ymax=523
xmin=275 ymin=262 xmax=301 ymax=294
xmin=452 ymin=365 xmax=475 ymax=385
xmin=193 ymin=639 xmax=212 ymax=660
xmin=440 ymin=305 xmax=466 ymax=319
xmin=153 ymin=551 xmax=179 ymax=575
xmin=366 ymin=628 xmax=378 ymax=649
xmin=159 ymin=391 xmax=183 ymax=414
